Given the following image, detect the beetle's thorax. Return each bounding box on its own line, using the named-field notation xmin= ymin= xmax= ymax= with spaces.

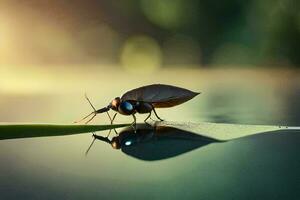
xmin=135 ymin=101 xmax=153 ymax=113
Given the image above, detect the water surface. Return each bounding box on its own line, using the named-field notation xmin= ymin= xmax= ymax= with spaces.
xmin=0 ymin=69 xmax=299 ymax=199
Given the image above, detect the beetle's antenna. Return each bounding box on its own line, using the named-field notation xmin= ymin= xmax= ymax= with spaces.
xmin=85 ymin=93 xmax=96 ymax=112
xmin=85 ymin=113 xmax=97 ymax=124
xmin=74 ymin=93 xmax=97 ymax=124
xmin=85 ymin=134 xmax=97 ymax=156
xmin=74 ymin=112 xmax=96 ymax=124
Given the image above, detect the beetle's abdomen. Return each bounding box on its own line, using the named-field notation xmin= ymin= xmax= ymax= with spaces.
xmin=152 ymin=95 xmax=198 ymax=108
xmin=135 ymin=102 xmax=153 ymax=114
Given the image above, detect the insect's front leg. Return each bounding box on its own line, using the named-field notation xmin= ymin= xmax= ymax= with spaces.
xmin=111 ymin=113 xmax=118 ymax=124
xmin=106 ymin=112 xmax=117 ymax=124
xmin=106 ymin=111 xmax=112 ymax=122
xmin=107 ymin=113 xmax=118 ymax=137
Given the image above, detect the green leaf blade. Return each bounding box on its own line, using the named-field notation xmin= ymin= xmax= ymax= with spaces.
xmin=0 ymin=124 xmax=130 ymax=140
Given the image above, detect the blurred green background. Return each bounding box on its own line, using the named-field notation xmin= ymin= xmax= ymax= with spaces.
xmin=1 ymin=0 xmax=299 ymax=68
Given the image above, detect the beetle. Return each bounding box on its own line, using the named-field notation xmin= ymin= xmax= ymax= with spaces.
xmin=75 ymin=84 xmax=200 ymax=125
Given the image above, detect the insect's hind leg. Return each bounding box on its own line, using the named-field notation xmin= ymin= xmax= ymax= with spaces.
xmin=152 ymin=107 xmax=164 ymax=121
xmin=144 ymin=111 xmax=152 ymax=123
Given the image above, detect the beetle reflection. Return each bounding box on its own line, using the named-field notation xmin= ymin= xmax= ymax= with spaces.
xmin=87 ymin=124 xmax=222 ymax=161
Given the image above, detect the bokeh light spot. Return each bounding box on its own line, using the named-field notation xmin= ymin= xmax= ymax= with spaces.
xmin=120 ymin=35 xmax=162 ymax=73
xmin=140 ymin=0 xmax=188 ymax=29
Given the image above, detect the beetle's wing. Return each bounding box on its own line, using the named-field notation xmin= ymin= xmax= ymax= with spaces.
xmin=121 ymin=84 xmax=200 ymax=108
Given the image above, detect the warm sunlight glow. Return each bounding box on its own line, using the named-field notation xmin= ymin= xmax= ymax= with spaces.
xmin=0 ymin=17 xmax=14 ymax=59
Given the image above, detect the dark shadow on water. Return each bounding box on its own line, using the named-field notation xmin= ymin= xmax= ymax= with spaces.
xmin=92 ymin=124 xmax=222 ymax=161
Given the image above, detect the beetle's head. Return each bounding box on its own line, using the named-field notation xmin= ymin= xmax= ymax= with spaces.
xmin=109 ymin=97 xmax=121 ymax=111
xmin=111 ymin=137 xmax=121 ymax=149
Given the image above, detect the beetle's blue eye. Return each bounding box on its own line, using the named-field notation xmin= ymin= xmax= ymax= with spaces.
xmin=121 ymin=101 xmax=133 ymax=111
xmin=119 ymin=101 xmax=134 ymax=114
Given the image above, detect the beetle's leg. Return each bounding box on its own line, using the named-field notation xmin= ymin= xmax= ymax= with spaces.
xmin=113 ymin=128 xmax=119 ymax=135
xmin=152 ymin=107 xmax=164 ymax=121
xmin=131 ymin=114 xmax=137 ymax=132
xmin=106 ymin=130 xmax=112 ymax=138
xmin=107 ymin=113 xmax=118 ymax=137
xmin=144 ymin=111 xmax=152 ymax=123
xmin=106 ymin=112 xmax=118 ymax=124
xmin=107 ymin=128 xmax=119 ymax=137
xmin=106 ymin=111 xmax=112 ymax=122
xmin=132 ymin=114 xmax=136 ymax=125
xmin=111 ymin=113 xmax=117 ymax=124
